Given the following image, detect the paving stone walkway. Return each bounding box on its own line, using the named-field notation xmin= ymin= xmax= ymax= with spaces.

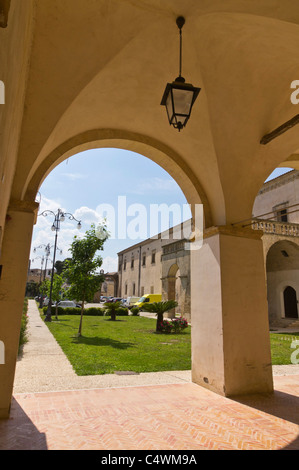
xmin=1 ymin=299 xmax=298 ymax=450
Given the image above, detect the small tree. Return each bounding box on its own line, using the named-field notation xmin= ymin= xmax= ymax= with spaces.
xmin=48 ymin=274 xmax=64 ymax=320
xmin=103 ymin=301 xmax=122 ymax=321
xmin=63 ymin=224 xmax=109 ymax=336
xmin=141 ymin=300 xmax=178 ymax=332
xmin=41 ymin=275 xmax=64 ymax=319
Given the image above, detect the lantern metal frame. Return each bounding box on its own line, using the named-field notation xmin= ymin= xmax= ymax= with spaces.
xmin=160 ymin=16 xmax=201 ymax=131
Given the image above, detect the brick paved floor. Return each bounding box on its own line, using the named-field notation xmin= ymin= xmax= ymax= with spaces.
xmin=0 ymin=374 xmax=298 ymax=450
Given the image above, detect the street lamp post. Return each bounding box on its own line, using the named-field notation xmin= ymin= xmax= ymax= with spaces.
xmin=33 ymin=243 xmax=63 ymax=308
xmin=34 ymin=243 xmax=62 ymax=281
xmin=39 ymin=208 xmax=82 ymax=322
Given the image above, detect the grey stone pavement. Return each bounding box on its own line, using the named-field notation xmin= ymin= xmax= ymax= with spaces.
xmin=13 ymin=300 xmax=299 ymax=394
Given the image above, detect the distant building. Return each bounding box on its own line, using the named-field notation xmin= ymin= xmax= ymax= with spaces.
xmin=27 ymin=267 xmax=52 ymax=284
xmin=118 ymin=170 xmax=299 ymax=326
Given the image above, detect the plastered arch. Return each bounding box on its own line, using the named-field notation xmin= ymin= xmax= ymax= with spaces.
xmin=22 ymin=129 xmax=213 ymax=229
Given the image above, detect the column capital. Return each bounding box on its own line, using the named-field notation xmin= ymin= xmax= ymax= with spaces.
xmin=7 ymin=199 xmax=39 ymax=214
xmin=7 ymin=200 xmax=39 ymax=224
xmin=203 ymin=225 xmax=263 ymax=241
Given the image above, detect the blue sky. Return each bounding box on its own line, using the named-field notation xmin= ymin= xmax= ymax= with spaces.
xmin=29 ymin=148 xmax=293 ymax=273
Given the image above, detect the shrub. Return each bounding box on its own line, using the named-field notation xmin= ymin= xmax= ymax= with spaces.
xmin=115 ymin=307 xmax=129 ymax=316
xmin=159 ymin=317 xmax=188 ymax=334
xmin=19 ymin=299 xmax=29 ymax=353
xmin=130 ymin=307 xmax=140 ymax=316
xmin=42 ymin=306 xmax=105 ymax=316
xmin=85 ymin=307 xmax=105 ymax=316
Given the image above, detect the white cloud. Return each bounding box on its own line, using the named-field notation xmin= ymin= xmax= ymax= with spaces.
xmin=60 ymin=173 xmax=88 ymax=181
xmin=101 ymin=256 xmax=118 ymax=273
xmin=73 ymin=206 xmax=105 ymax=225
xmin=128 ymin=177 xmax=179 ymax=195
xmin=30 ymin=196 xmax=110 ymax=266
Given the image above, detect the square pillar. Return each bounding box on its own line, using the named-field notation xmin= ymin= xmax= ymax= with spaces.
xmin=191 ymin=225 xmax=273 ymax=397
xmin=0 ymin=200 xmax=38 ymax=418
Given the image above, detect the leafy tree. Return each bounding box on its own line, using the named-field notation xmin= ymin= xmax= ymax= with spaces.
xmin=39 ymin=278 xmax=50 ymax=306
xmin=141 ymin=300 xmax=178 ymax=332
xmin=103 ymin=301 xmax=122 ymax=321
xmin=63 ymin=224 xmax=109 ymax=336
xmin=25 ymin=281 xmax=39 ymax=297
xmin=55 ymin=258 xmax=72 ymax=276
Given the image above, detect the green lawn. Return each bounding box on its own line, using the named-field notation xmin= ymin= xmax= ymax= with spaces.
xmin=44 ymin=314 xmax=191 ymax=375
xmin=270 ymin=332 xmax=299 ymax=365
xmin=43 ymin=313 xmax=299 ymax=375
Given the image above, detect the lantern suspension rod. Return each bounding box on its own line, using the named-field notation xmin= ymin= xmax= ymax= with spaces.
xmin=176 ymin=16 xmax=185 ymax=79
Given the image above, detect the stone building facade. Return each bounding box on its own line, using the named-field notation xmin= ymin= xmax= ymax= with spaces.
xmin=118 ymin=223 xmax=191 ymax=319
xmin=253 ymin=170 xmax=299 ymax=326
xmin=118 ymin=170 xmax=299 ymax=326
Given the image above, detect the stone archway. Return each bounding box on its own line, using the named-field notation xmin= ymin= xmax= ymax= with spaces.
xmin=266 ymin=240 xmax=299 ymax=325
xmin=161 ymin=241 xmax=191 ymax=321
xmin=10 ymin=1 xmax=299 ymax=414
xmin=283 ymin=286 xmax=298 ymax=319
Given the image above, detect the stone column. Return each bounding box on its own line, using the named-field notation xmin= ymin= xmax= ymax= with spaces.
xmin=161 ymin=276 xmax=168 ymax=301
xmin=179 ymin=275 xmax=191 ymax=322
xmin=0 ymin=200 xmax=38 ymax=418
xmin=191 ymin=225 xmax=273 ymax=397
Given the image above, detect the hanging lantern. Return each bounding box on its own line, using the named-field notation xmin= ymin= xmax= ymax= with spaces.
xmin=160 ymin=17 xmax=201 ymax=131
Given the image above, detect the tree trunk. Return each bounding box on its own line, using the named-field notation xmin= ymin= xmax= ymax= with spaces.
xmin=111 ymin=308 xmax=116 ymax=321
xmin=55 ymin=304 xmax=58 ymax=320
xmin=78 ymin=295 xmax=85 ymax=336
xmin=156 ymin=312 xmax=163 ymax=332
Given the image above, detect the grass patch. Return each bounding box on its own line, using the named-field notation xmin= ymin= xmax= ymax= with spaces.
xmin=42 ymin=313 xmax=299 ymax=375
xmin=270 ymin=332 xmax=299 ymax=365
xmin=43 ymin=314 xmax=191 ymax=376
xmin=19 ymin=298 xmax=29 ymax=354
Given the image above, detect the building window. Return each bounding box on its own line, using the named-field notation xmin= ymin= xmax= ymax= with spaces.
xmin=133 ymin=283 xmax=136 ymax=296
xmin=278 ymin=208 xmax=288 ymax=222
xmin=150 ymin=286 xmax=154 ymax=294
xmin=131 ymin=258 xmax=134 ymax=269
xmin=141 ymin=286 xmax=144 ymax=296
xmin=151 ymin=250 xmax=156 ymax=264
xmin=142 ymin=254 xmax=146 ymax=266
xmin=273 ymin=203 xmax=288 ymax=223
xmin=125 ymin=283 xmax=128 ymax=295
xmin=124 ymin=259 xmax=126 ymax=271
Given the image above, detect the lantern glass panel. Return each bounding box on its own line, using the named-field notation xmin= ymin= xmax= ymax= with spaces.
xmin=172 ymin=88 xmax=194 ymax=115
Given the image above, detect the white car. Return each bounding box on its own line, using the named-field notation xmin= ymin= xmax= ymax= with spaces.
xmin=57 ymin=301 xmax=79 ymax=308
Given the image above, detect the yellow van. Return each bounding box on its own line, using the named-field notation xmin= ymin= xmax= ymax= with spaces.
xmin=134 ymin=294 xmax=162 ymax=309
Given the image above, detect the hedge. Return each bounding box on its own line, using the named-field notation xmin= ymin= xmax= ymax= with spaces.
xmin=42 ymin=306 xmax=129 ymax=316
xmin=19 ymin=298 xmax=29 ymax=353
xmin=42 ymin=306 xmax=104 ymax=316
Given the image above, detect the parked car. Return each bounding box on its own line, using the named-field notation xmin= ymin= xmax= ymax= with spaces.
xmin=43 ymin=298 xmax=57 ymax=307
xmin=57 ymin=301 xmax=79 ymax=309
xmin=123 ymin=296 xmax=141 ymax=308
